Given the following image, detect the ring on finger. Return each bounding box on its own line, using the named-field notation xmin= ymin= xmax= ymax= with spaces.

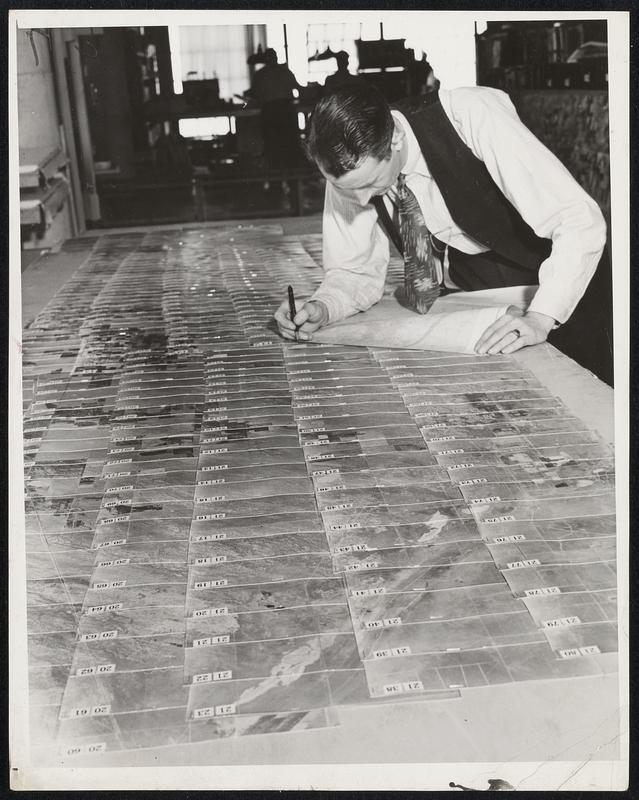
xmin=511 ymin=329 xmax=521 ymax=338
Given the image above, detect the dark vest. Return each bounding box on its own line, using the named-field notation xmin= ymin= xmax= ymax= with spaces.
xmin=372 ymin=91 xmax=552 ymax=290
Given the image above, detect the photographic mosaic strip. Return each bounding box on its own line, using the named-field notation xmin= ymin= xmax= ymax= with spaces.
xmin=21 ymin=225 xmax=616 ymax=763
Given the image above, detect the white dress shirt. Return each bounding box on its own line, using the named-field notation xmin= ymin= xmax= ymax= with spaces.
xmin=310 ymin=86 xmax=607 ymax=325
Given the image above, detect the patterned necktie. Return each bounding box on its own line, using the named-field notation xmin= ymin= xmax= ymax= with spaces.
xmin=396 ymin=173 xmax=440 ymax=314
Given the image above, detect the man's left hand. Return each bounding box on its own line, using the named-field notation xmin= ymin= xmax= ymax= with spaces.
xmin=474 ymin=307 xmax=556 ymax=355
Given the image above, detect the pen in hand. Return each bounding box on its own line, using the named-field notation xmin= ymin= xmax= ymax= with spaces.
xmin=287 ymin=285 xmax=298 ymax=333
xmin=278 ymin=288 xmax=328 ymax=342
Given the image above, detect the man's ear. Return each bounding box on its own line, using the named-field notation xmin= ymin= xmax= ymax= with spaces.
xmin=391 ymin=120 xmax=406 ymax=151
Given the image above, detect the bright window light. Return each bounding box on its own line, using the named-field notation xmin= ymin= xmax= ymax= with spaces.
xmin=178 ymin=117 xmax=231 ymax=139
xmin=168 ymin=26 xmax=183 ymax=94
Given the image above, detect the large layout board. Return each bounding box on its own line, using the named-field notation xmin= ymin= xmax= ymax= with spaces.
xmin=20 ymin=225 xmax=617 ymax=764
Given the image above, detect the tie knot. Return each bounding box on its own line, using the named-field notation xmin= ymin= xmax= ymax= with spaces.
xmin=396 ymin=173 xmax=410 ymax=201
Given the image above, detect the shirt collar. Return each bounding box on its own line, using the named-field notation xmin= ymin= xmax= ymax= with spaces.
xmin=391 ymin=109 xmax=432 ymax=180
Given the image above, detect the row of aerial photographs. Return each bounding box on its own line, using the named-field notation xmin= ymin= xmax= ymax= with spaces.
xmin=20 ymin=226 xmax=617 ymax=763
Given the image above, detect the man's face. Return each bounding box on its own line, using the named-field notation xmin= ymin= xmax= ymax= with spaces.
xmin=319 ymin=121 xmax=406 ymax=203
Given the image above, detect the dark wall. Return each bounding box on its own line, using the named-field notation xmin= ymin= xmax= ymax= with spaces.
xmin=82 ymin=29 xmax=136 ymax=177
xmin=511 ymin=89 xmax=610 ymax=222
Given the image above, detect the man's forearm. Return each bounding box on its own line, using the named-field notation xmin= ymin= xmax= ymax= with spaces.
xmin=529 ymin=228 xmax=606 ymax=324
xmin=524 ymin=309 xmax=557 ymax=334
xmin=309 ymin=267 xmax=387 ymax=325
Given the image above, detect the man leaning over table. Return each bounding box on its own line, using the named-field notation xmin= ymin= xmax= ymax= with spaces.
xmin=273 ymin=82 xmax=607 ymax=356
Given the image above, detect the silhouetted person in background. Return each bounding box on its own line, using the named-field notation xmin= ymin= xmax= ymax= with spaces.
xmin=324 ymin=51 xmax=363 ymax=93
xmin=421 ymin=58 xmax=440 ymax=93
xmin=249 ymin=48 xmax=302 ymax=173
xmin=153 ymin=130 xmax=192 ymax=177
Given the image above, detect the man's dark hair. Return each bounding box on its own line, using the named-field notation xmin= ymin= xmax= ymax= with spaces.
xmin=306 ymin=83 xmax=394 ymax=177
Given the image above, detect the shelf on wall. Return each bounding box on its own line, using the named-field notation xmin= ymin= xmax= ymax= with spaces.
xmin=20 ymin=176 xmax=69 ymax=227
xmin=19 ymin=147 xmax=69 ymax=190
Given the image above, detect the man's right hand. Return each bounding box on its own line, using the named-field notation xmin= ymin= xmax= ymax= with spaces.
xmin=274 ymin=298 xmax=329 ymax=341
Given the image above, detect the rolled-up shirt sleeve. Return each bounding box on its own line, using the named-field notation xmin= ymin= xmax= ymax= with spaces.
xmin=309 ymin=182 xmax=390 ymax=323
xmin=452 ymin=87 xmax=607 ymax=324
